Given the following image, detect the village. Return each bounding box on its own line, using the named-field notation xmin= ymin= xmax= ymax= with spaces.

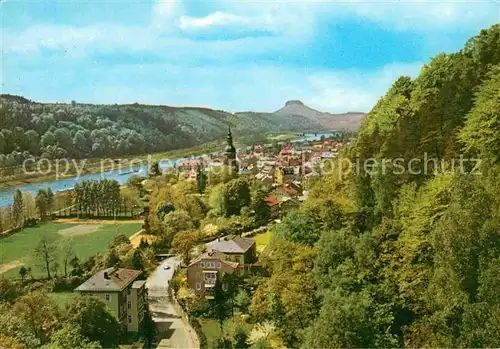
xmin=175 ymin=129 xmax=349 ymax=223
xmin=0 ymin=128 xmax=354 ymax=349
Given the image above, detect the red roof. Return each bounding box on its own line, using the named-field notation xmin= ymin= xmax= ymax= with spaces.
xmin=264 ymin=194 xmax=279 ymax=207
xmin=277 ymin=185 xmax=297 ymax=196
xmin=178 ymin=159 xmax=204 ymax=167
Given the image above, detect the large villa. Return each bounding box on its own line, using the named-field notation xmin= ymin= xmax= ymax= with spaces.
xmin=187 ymin=235 xmax=257 ymax=296
xmin=75 ymin=267 xmax=147 ymax=333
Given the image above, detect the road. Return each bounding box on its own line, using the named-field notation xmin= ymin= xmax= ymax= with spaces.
xmin=146 ymin=257 xmax=199 ymax=349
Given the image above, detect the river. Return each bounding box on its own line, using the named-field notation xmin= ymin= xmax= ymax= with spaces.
xmin=0 ymin=132 xmax=337 ymax=208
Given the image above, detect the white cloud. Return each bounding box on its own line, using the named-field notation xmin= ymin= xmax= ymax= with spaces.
xmin=308 ymin=62 xmax=424 ymax=112
xmin=179 ymin=12 xmax=251 ymax=30
xmin=5 ymin=0 xmax=496 ymax=57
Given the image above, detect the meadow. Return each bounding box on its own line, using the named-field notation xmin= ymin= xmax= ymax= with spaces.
xmin=253 ymin=230 xmax=272 ymax=253
xmin=0 ymin=221 xmax=141 ymax=278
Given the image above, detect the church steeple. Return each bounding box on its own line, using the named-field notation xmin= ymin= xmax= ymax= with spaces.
xmin=225 ymin=127 xmax=236 ymax=153
xmin=224 ymin=126 xmax=237 ymax=170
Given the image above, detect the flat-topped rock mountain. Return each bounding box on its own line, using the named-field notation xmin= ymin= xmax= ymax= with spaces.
xmin=274 ymin=100 xmax=366 ymax=130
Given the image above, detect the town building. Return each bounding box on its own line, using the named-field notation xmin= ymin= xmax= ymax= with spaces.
xmin=75 ymin=267 xmax=147 ymax=333
xmin=206 ymin=235 xmax=256 ymax=265
xmin=187 ymin=235 xmax=256 ymax=297
xmin=187 ymin=250 xmax=239 ymax=296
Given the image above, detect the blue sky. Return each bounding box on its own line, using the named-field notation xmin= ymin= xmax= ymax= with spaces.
xmin=1 ymin=0 xmax=499 ymax=113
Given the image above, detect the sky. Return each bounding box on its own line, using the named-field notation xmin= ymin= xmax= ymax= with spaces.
xmin=1 ymin=0 xmax=499 ymax=113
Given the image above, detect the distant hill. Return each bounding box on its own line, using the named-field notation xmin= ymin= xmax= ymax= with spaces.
xmin=274 ymin=100 xmax=366 ymax=130
xmin=0 ymin=95 xmax=330 ymax=166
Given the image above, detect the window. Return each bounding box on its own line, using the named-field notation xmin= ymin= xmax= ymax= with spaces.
xmin=216 ymin=262 xmax=221 ymax=269
xmin=128 ymin=315 xmax=132 ymax=323
xmin=200 ymin=262 xmax=205 ymax=268
xmin=196 ymin=283 xmax=201 ymax=290
xmin=128 ymin=301 xmax=131 ymax=309
xmin=105 ymin=294 xmax=110 ymax=301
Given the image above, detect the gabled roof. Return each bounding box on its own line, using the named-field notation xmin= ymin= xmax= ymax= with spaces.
xmin=75 ymin=267 xmax=141 ymax=292
xmin=277 ymin=184 xmax=298 ymax=197
xmin=265 ymin=194 xmax=279 ymax=207
xmin=188 ymin=249 xmax=239 ymax=269
xmin=206 ymin=235 xmax=255 ymax=254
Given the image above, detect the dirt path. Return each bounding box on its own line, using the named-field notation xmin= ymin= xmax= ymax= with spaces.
xmin=0 ymin=260 xmax=23 ymax=275
xmin=129 ymin=229 xmax=157 ymax=248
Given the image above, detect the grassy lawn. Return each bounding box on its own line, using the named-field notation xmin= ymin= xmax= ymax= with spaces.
xmin=51 ymin=292 xmax=76 ymax=307
xmin=200 ymin=316 xmax=253 ymax=347
xmin=254 ymin=230 xmax=272 ymax=253
xmin=0 ymin=221 xmax=141 ymax=278
xmin=200 ymin=318 xmax=223 ymax=348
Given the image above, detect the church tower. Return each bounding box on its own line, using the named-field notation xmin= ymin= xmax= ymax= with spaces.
xmin=224 ymin=127 xmax=238 ymax=171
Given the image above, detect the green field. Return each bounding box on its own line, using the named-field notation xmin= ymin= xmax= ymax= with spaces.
xmin=51 ymin=292 xmax=76 ymax=307
xmin=200 ymin=318 xmax=223 ymax=348
xmin=254 ymin=231 xmax=272 ymax=253
xmin=0 ymin=222 xmax=141 ymax=278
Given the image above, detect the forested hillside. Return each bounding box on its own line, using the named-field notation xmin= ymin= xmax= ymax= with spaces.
xmin=0 ymin=97 xmax=322 ymax=167
xmin=253 ymin=24 xmax=500 ymax=347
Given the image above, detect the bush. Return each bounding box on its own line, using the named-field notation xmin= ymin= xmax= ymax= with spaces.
xmin=50 ymin=276 xmax=83 ymax=292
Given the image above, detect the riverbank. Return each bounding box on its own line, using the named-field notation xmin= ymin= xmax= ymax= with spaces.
xmin=0 ymin=141 xmax=222 ymax=190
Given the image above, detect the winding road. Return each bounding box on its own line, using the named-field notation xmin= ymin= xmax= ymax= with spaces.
xmin=146 ymin=257 xmax=199 ymax=349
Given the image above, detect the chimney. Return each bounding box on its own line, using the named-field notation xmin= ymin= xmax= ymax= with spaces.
xmin=104 ymin=267 xmax=117 ymax=280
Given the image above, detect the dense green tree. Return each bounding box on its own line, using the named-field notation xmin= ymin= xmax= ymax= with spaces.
xmin=172 ymin=229 xmax=198 ymax=265
xmin=23 ymin=129 xmax=40 ymax=154
xmin=222 ymin=178 xmax=251 ymax=217
xmin=0 ymin=132 xmax=5 ymax=153
xmin=149 ymin=162 xmax=162 ymax=177
xmin=0 ymin=278 xmax=21 ymax=303
xmin=250 ymin=188 xmax=271 ymax=224
xmin=274 ymin=209 xmax=321 ymax=246
xmin=11 ymin=189 xmax=25 ymax=229
xmin=73 ymin=179 xmax=121 ymax=218
xmin=41 ymin=324 xmax=101 ymax=349
xmin=18 ymin=266 xmax=28 ymax=281
xmin=162 ymin=209 xmax=194 ymax=236
xmin=13 ymin=291 xmax=61 ymax=344
xmin=210 ymin=277 xmax=231 ymax=332
xmin=459 ymin=64 xmax=500 ymax=162
xmin=155 ymin=201 xmax=176 ymax=220
xmin=65 ymin=295 xmax=121 ymax=348
xmin=196 ymin=165 xmax=208 ymax=193
xmin=35 ymin=188 xmax=55 ymax=219
xmin=255 ymin=24 xmax=500 ymax=349
xmin=41 ymin=131 xmax=56 ymax=147
xmin=303 ymin=290 xmax=398 ymax=348
xmin=0 ymin=303 xmax=41 ymax=348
